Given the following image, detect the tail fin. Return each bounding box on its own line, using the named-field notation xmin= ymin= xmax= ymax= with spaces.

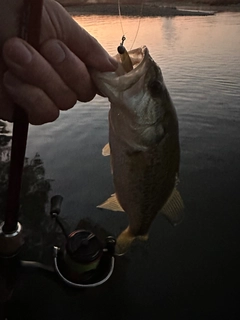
xmin=116 ymin=227 xmax=148 ymax=255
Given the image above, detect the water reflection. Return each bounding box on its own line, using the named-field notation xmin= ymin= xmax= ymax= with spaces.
xmin=161 ymin=17 xmax=178 ymax=46
xmin=0 ymin=122 xmax=64 ymax=263
xmin=0 ymin=121 xmax=12 ymax=213
xmin=1 ymin=11 xmax=239 ymax=319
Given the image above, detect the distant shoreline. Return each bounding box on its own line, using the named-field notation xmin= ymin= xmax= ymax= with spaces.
xmin=64 ymin=2 xmax=240 ymax=16
xmin=65 ymin=3 xmax=214 ymax=16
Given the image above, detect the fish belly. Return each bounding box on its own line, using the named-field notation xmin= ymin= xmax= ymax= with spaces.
xmin=110 ymin=125 xmax=179 ymax=237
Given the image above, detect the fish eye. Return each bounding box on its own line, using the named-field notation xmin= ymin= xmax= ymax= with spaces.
xmin=148 ymin=80 xmax=164 ymax=94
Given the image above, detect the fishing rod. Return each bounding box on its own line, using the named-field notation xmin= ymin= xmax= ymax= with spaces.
xmin=0 ymin=0 xmax=43 ymax=314
xmin=0 ymin=0 xmax=43 ymax=253
xmin=0 ymin=3 xmax=117 ymax=306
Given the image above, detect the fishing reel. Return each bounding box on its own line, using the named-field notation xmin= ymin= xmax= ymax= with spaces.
xmin=50 ymin=195 xmax=116 ymax=288
xmin=0 ymin=195 xmax=116 ymax=294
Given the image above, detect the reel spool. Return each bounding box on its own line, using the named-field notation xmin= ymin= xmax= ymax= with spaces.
xmin=50 ymin=195 xmax=116 ymax=288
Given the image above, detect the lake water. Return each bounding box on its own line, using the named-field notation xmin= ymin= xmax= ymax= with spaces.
xmin=3 ymin=11 xmax=240 ymax=319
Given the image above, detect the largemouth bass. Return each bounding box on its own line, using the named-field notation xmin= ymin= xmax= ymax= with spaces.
xmin=91 ymin=46 xmax=184 ymax=254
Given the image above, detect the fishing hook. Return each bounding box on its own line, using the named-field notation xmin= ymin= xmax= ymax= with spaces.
xmin=120 ymin=35 xmax=126 ymax=46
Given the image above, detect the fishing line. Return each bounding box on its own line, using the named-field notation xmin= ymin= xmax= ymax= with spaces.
xmin=118 ymin=0 xmax=125 ymax=39
xmin=117 ymin=0 xmax=144 ymax=50
xmin=130 ymin=0 xmax=144 ymax=50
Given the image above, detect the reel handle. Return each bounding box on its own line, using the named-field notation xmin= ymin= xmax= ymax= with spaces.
xmin=50 ymin=195 xmax=68 ymax=238
xmin=50 ymin=195 xmax=63 ymax=216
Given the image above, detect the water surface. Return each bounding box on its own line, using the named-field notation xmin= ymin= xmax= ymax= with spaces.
xmin=4 ymin=12 xmax=240 ymax=319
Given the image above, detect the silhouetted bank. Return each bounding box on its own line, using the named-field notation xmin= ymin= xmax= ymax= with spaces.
xmin=57 ymin=0 xmax=240 ymax=5
xmin=64 ymin=3 xmax=216 ymax=16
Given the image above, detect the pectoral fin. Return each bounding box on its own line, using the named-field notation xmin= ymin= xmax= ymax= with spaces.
xmin=97 ymin=193 xmax=125 ymax=212
xmin=161 ymin=188 xmax=184 ymax=226
xmin=102 ymin=143 xmax=110 ymax=156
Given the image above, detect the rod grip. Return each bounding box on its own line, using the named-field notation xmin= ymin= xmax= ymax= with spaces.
xmin=3 ymin=0 xmax=43 ymax=233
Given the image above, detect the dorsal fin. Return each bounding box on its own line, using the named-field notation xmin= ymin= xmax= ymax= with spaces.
xmin=102 ymin=143 xmax=110 ymax=156
xmin=97 ymin=193 xmax=125 ymax=212
xmin=161 ymin=188 xmax=184 ymax=226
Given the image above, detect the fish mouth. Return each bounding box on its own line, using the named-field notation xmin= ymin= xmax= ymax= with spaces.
xmin=111 ymin=46 xmax=152 ymax=92
xmin=91 ymin=46 xmax=151 ymax=98
xmin=128 ymin=45 xmax=149 ymax=69
xmin=114 ymin=46 xmax=149 ymax=75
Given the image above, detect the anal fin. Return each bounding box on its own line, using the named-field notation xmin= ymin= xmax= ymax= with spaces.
xmin=161 ymin=188 xmax=184 ymax=226
xmin=97 ymin=193 xmax=125 ymax=212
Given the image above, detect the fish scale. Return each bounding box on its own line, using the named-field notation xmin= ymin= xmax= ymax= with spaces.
xmin=92 ymin=46 xmax=184 ymax=254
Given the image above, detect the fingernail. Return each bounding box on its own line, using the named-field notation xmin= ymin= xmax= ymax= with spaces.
xmin=4 ymin=40 xmax=32 ymax=65
xmin=42 ymin=41 xmax=66 ymax=64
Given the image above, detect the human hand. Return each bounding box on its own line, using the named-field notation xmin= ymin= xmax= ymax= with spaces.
xmin=0 ymin=0 xmax=117 ymax=125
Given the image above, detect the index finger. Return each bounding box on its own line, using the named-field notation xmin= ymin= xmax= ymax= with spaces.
xmin=40 ymin=1 xmax=118 ymax=72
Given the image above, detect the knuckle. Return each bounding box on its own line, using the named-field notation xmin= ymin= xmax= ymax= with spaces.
xmin=28 ymin=88 xmax=43 ymax=106
xmin=40 ymin=39 xmax=66 ymax=65
xmin=26 ymin=89 xmax=60 ymax=125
